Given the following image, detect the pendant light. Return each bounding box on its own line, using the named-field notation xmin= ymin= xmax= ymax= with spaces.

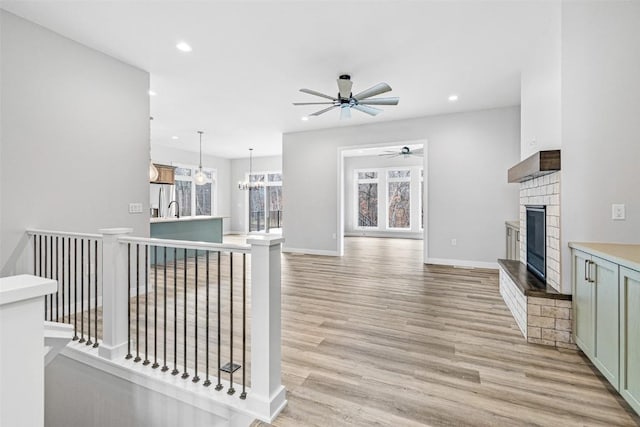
xmin=194 ymin=130 xmax=206 ymax=186
xmin=238 ymin=148 xmax=265 ymax=190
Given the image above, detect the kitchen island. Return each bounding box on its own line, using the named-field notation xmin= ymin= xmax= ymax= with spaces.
xmin=150 ymin=215 xmax=224 ymax=243
xmin=150 ymin=216 xmax=225 ymax=261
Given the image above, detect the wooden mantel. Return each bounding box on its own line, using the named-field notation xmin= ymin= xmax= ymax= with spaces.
xmin=508 ymin=150 xmax=561 ymax=183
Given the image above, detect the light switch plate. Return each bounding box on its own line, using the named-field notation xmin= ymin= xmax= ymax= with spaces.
xmin=612 ymin=204 xmax=626 ymax=220
xmin=129 ymin=203 xmax=143 ymax=214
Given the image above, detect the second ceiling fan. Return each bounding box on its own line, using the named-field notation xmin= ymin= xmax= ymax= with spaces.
xmin=293 ymin=75 xmax=399 ymax=119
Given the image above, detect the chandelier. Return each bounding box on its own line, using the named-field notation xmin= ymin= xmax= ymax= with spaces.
xmin=238 ymin=148 xmax=265 ymax=190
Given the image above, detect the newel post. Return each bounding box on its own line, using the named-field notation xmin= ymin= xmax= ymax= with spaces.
xmin=0 ymin=275 xmax=56 ymax=427
xmin=247 ymin=235 xmax=287 ymax=421
xmin=98 ymin=228 xmax=133 ymax=360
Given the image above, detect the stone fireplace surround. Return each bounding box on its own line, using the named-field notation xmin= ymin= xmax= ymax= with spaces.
xmin=499 ymin=171 xmax=576 ymax=349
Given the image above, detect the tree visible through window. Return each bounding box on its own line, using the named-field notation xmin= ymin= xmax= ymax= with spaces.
xmin=357 ymin=171 xmax=378 ymax=227
xmin=388 ymin=170 xmax=410 ymax=228
xmin=173 ymin=164 xmax=215 ymax=217
xmin=195 ymin=182 xmax=211 ymax=216
xmin=175 ymin=180 xmax=192 ymax=217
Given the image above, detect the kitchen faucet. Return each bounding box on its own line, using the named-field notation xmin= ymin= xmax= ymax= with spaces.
xmin=168 ymin=200 xmax=180 ymax=218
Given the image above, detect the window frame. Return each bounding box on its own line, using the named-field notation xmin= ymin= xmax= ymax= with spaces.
xmin=353 ymin=166 xmax=423 ymax=233
xmin=386 ymin=168 xmax=412 ymax=230
xmin=354 ymin=169 xmax=380 ymax=230
xmin=172 ymin=162 xmax=217 ymax=218
xmin=246 ymin=170 xmax=283 ymax=233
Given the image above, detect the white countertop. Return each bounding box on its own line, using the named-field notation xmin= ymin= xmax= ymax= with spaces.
xmin=569 ymin=242 xmax=640 ymax=272
xmin=150 ymin=216 xmax=227 ymax=224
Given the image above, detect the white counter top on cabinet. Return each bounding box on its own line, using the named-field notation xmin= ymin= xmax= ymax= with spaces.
xmin=569 ymin=242 xmax=640 ymax=272
xmin=150 ymin=216 xmax=227 ymax=224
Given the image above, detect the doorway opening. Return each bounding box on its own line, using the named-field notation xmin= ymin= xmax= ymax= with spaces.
xmin=337 ymin=140 xmax=428 ymax=260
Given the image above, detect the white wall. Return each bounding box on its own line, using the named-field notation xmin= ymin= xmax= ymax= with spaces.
xmin=520 ymin=1 xmax=562 ymax=159
xmin=559 ymin=1 xmax=640 ymax=293
xmin=344 ymin=154 xmax=423 ymax=238
xmin=283 ymin=107 xmax=521 ymax=265
xmin=150 ymin=145 xmax=232 ymax=232
xmin=0 ymin=11 xmax=150 ymax=275
xmin=229 ymin=155 xmax=282 ymax=233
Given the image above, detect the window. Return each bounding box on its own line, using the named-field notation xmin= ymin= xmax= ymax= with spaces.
xmin=356 ymin=171 xmax=378 ymax=227
xmin=388 ymin=169 xmax=410 ymax=229
xmin=173 ymin=164 xmax=216 ymax=217
xmin=353 ymin=166 xmax=422 ymax=233
xmin=248 ymin=171 xmax=283 ymax=232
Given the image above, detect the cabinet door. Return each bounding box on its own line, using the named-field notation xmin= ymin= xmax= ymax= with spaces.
xmin=573 ymin=250 xmax=594 ymax=357
xmin=620 ymin=266 xmax=640 ymax=413
xmin=592 ymin=256 xmax=619 ymax=388
xmin=506 ymin=226 xmax=511 ymax=259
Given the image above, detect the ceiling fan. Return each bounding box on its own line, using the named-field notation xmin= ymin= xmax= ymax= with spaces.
xmin=379 ymin=146 xmax=423 ymax=158
xmin=293 ymin=75 xmax=399 ymax=119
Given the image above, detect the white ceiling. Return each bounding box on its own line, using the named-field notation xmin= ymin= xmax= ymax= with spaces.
xmin=0 ymin=1 xmax=552 ymax=158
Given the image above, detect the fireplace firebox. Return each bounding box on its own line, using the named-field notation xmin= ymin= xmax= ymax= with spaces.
xmin=526 ymin=206 xmax=546 ymax=282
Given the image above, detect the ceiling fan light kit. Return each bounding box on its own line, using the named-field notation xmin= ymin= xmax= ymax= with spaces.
xmin=293 ymin=74 xmax=399 ymax=119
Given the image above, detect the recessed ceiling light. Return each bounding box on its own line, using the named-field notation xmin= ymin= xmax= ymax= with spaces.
xmin=448 ymin=94 xmax=459 ymax=102
xmin=148 ymin=90 xmax=157 ymax=96
xmin=301 ymin=116 xmax=309 ymax=121
xmin=171 ymin=136 xmax=179 ymax=140
xmin=176 ymin=42 xmax=192 ymax=52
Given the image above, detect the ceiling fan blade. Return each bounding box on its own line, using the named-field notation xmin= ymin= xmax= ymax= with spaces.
xmin=300 ymin=88 xmax=337 ymax=101
xmin=337 ymin=78 xmax=353 ymax=99
xmin=340 ymin=106 xmax=351 ymax=120
xmin=411 ymin=148 xmax=424 ymax=155
xmin=352 ymin=104 xmax=382 ymax=116
xmin=353 ymin=82 xmax=392 ymax=100
xmin=378 ymin=153 xmax=400 ymax=157
xmin=293 ymin=102 xmax=336 ymax=105
xmin=359 ymin=97 xmax=399 ymax=106
xmin=310 ymin=105 xmax=339 ymax=116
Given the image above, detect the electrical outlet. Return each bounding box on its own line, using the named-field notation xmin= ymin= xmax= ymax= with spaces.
xmin=612 ymin=204 xmax=626 ymax=220
xmin=129 ymin=203 xmax=143 ymax=214
xmin=451 ymin=238 xmax=457 ymax=246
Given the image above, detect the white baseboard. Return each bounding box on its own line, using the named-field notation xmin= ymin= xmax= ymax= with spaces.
xmin=282 ymin=247 xmax=339 ymax=257
xmin=425 ymin=258 xmax=499 ymax=270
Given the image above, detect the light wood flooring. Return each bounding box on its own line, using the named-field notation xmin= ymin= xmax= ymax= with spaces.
xmin=63 ymin=236 xmax=639 ymax=426
xmin=252 ymin=237 xmax=639 ymax=427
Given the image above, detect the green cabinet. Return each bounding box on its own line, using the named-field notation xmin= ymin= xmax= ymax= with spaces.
xmin=574 ymin=250 xmax=594 ymax=356
xmin=620 ymin=266 xmax=640 ymax=414
xmin=593 ymin=256 xmax=619 ymax=387
xmin=572 ymin=250 xmax=619 ymax=389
